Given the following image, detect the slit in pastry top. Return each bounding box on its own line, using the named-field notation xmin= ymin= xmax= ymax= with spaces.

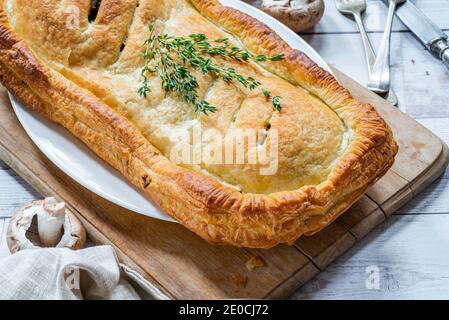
xmin=8 ymin=0 xmax=349 ymax=194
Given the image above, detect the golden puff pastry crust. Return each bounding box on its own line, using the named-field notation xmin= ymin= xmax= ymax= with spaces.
xmin=0 ymin=0 xmax=397 ymax=248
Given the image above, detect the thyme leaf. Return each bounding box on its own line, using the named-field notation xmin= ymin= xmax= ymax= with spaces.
xmin=139 ymin=24 xmax=285 ymax=114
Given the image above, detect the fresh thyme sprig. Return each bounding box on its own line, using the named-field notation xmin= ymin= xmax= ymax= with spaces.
xmin=139 ymin=25 xmax=284 ymax=115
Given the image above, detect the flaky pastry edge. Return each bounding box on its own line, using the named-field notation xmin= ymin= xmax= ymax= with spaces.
xmin=0 ymin=0 xmax=397 ymax=248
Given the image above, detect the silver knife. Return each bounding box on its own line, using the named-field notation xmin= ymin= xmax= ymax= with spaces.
xmin=382 ymin=0 xmax=449 ymax=69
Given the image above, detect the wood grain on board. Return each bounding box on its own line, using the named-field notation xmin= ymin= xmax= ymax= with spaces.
xmin=0 ymin=162 xmax=39 ymax=218
xmin=397 ymin=119 xmax=449 ymax=215
xmin=0 ymin=66 xmax=447 ymax=299
xmin=0 ymin=219 xmax=8 ymax=259
xmin=293 ymin=214 xmax=449 ymax=299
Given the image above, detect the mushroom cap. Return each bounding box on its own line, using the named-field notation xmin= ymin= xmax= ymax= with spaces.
xmin=6 ymin=199 xmax=86 ymax=254
xmin=261 ymin=0 xmax=325 ymax=32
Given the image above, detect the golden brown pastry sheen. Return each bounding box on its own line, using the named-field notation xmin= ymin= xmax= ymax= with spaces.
xmin=0 ymin=0 xmax=397 ymax=248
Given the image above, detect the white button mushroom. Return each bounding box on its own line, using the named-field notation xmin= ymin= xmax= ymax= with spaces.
xmin=260 ymin=0 xmax=325 ymax=32
xmin=6 ymin=197 xmax=86 ymax=253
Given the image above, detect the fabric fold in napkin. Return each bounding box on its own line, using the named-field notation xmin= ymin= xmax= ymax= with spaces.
xmin=0 ymin=245 xmax=169 ymax=300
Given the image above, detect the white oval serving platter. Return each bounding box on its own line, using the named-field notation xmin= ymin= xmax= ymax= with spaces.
xmin=10 ymin=0 xmax=333 ymax=222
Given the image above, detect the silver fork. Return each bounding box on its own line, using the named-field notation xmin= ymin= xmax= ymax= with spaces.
xmin=335 ymin=0 xmax=398 ymax=106
xmin=367 ymin=0 xmax=405 ymax=94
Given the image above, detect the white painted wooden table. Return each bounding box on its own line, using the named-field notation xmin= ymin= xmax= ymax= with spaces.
xmin=1 ymin=0 xmax=449 ymax=299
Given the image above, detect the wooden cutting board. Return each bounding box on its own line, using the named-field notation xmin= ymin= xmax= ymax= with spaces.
xmin=0 ymin=68 xmax=447 ymax=299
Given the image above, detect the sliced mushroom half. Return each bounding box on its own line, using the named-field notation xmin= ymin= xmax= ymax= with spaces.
xmin=7 ymin=197 xmax=86 ymax=254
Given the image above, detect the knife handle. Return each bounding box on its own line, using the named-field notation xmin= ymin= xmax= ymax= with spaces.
xmin=430 ymin=39 xmax=449 ymax=70
xmin=442 ymin=49 xmax=449 ymax=70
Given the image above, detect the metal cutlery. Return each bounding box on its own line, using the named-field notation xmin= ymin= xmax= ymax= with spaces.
xmin=335 ymin=0 xmax=398 ymax=105
xmin=367 ymin=0 xmax=405 ymax=94
xmin=381 ymin=0 xmax=449 ymax=70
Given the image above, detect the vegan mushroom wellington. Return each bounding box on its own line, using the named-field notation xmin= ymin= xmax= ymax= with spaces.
xmin=0 ymin=0 xmax=397 ymax=248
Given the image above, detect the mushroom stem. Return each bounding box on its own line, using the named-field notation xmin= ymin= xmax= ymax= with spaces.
xmin=7 ymin=199 xmax=86 ymax=253
xmin=37 ymin=197 xmax=65 ymax=247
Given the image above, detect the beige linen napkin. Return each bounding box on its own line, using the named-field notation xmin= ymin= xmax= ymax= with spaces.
xmin=0 ymin=245 xmax=169 ymax=300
